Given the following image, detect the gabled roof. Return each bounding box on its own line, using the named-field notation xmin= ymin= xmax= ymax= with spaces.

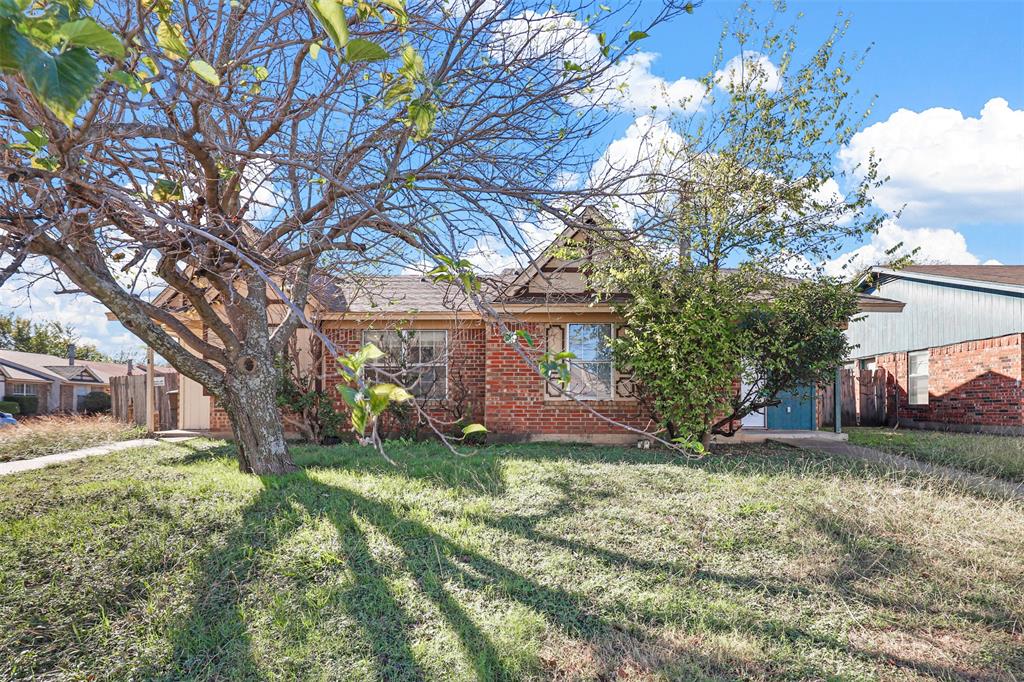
xmin=0 ymin=349 xmax=170 ymax=385
xmin=865 ymin=265 xmax=1024 ymax=295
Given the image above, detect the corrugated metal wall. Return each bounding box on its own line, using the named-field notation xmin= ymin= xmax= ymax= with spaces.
xmin=846 ymin=277 xmax=1024 ymax=358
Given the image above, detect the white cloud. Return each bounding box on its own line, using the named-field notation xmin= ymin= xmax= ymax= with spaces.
xmin=491 ymin=10 xmax=707 ymax=114
xmin=1 ymin=269 xmax=147 ymax=358
xmin=714 ymin=52 xmax=781 ymax=92
xmin=839 ymin=97 xmax=1024 ymax=225
xmin=588 ymin=115 xmax=687 ymax=226
xmin=822 ymin=220 xmax=999 ymax=277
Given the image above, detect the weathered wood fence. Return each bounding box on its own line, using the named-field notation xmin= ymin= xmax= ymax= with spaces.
xmin=110 ymin=373 xmax=179 ymax=431
xmin=817 ymin=368 xmax=897 ymax=428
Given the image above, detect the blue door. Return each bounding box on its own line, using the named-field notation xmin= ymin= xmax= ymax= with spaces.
xmin=766 ymin=385 xmax=816 ymax=430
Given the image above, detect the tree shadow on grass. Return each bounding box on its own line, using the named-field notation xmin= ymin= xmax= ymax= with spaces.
xmin=154 ymin=441 xmax=1018 ymax=680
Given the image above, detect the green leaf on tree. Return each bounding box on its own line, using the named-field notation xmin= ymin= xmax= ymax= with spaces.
xmin=305 ymin=0 xmax=349 ymax=48
xmin=151 ymin=178 xmax=183 ymax=201
xmin=188 ymin=59 xmax=219 ymax=86
xmin=628 ymin=31 xmax=648 ymax=42
xmin=346 ymin=38 xmax=389 ymax=63
xmin=462 ymin=423 xmax=488 ymax=436
xmin=19 ymin=45 xmax=99 ymax=127
xmin=156 ymin=21 xmax=188 ymax=60
xmin=58 ymin=18 xmax=125 ymax=59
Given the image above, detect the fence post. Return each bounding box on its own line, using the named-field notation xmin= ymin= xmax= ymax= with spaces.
xmin=834 ymin=367 xmax=842 ymax=434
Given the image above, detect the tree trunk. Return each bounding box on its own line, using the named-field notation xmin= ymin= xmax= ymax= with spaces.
xmin=220 ymin=353 xmax=296 ymax=475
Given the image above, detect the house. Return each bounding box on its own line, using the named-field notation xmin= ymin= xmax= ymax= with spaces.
xmin=0 ymin=348 xmax=152 ymax=414
xmin=162 ymin=223 xmax=903 ymax=442
xmin=848 ymin=265 xmax=1024 ymax=433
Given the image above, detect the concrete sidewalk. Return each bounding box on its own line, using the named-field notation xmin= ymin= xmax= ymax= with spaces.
xmin=0 ymin=438 xmax=162 ymax=477
xmin=781 ymin=438 xmax=1024 ymax=501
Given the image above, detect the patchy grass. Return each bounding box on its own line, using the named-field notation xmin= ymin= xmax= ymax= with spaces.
xmin=1 ymin=439 xmax=1022 ymax=681
xmin=0 ymin=414 xmax=146 ymax=463
xmin=846 ymin=426 xmax=1024 ymax=483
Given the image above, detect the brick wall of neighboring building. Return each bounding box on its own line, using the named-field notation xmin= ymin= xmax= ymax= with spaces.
xmin=484 ymin=322 xmax=653 ymax=439
xmin=875 ymin=332 xmax=1024 ymax=429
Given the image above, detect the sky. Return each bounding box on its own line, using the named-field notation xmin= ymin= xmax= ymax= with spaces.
xmin=1 ymin=0 xmax=1022 ymax=357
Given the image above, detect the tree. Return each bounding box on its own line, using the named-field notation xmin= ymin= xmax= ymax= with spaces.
xmin=584 ymin=6 xmax=884 ymax=445
xmin=0 ymin=0 xmax=690 ymax=473
xmin=0 ymin=313 xmax=108 ymax=361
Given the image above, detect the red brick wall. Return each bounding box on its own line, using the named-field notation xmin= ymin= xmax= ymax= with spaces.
xmin=322 ymin=323 xmax=487 ymax=437
xmin=875 ymin=333 xmax=1024 ymax=428
xmin=484 ymin=322 xmax=653 ymax=438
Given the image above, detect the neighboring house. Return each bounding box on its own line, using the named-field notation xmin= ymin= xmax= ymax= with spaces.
xmin=160 ymin=222 xmax=903 ymax=441
xmin=0 ymin=348 xmax=154 ymax=414
xmin=848 ymin=265 xmax=1024 ymax=433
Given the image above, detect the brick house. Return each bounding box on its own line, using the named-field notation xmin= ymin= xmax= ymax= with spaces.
xmin=848 ymin=265 xmax=1024 ymax=434
xmin=0 ymin=348 xmax=149 ymax=414
xmin=165 ymin=224 xmax=903 ymax=442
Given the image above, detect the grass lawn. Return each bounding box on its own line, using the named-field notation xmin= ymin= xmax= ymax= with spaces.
xmin=846 ymin=427 xmax=1024 ymax=483
xmin=1 ymin=440 xmax=1022 ymax=681
xmin=0 ymin=414 xmax=146 ymax=463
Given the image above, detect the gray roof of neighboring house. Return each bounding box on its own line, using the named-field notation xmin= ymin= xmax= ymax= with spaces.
xmin=897 ymin=265 xmax=1024 ymax=287
xmin=0 ymin=350 xmax=171 ymax=385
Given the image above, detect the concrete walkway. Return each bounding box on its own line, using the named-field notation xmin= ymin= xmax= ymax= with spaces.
xmin=781 ymin=438 xmax=1024 ymax=501
xmin=0 ymin=438 xmax=162 ymax=477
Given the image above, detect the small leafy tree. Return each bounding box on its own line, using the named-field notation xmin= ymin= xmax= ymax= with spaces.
xmin=585 ymin=6 xmax=882 ymax=445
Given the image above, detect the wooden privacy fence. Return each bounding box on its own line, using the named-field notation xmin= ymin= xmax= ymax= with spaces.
xmin=110 ymin=373 xmax=179 ymax=431
xmin=817 ymin=368 xmax=897 ymax=428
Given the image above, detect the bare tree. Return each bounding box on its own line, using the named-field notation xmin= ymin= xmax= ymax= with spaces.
xmin=0 ymin=0 xmax=690 ymax=473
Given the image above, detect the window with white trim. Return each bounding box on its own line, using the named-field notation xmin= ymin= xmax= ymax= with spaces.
xmin=908 ymin=350 xmax=929 ymax=405
xmin=362 ymin=330 xmax=447 ymax=400
xmin=8 ymin=382 xmax=40 ymax=396
xmin=566 ymin=323 xmax=613 ymax=400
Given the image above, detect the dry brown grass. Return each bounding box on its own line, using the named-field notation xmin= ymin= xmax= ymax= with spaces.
xmin=0 ymin=414 xmax=145 ymax=462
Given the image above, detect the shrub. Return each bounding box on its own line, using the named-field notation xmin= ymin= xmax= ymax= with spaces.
xmin=81 ymin=391 xmax=111 ymax=414
xmin=4 ymin=394 xmax=39 ymax=416
xmin=0 ymin=400 xmax=20 ymax=415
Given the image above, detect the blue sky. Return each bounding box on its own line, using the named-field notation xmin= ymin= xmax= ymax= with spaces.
xmin=2 ymin=0 xmax=1022 ymax=356
xmin=632 ymin=0 xmax=1024 ymax=265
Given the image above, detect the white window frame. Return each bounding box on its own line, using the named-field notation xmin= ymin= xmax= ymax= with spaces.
xmin=8 ymin=382 xmax=40 ymax=396
xmin=908 ymin=350 xmax=929 ymax=406
xmin=362 ymin=329 xmax=448 ymax=400
xmin=565 ymin=322 xmax=614 ymax=401
xmin=859 ymin=357 xmax=877 ymax=372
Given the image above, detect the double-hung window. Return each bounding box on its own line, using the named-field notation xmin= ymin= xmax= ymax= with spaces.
xmin=908 ymin=350 xmax=929 ymax=405
xmin=9 ymin=382 xmax=39 ymax=396
xmin=362 ymin=330 xmax=447 ymax=400
xmin=566 ymin=323 xmax=613 ymax=400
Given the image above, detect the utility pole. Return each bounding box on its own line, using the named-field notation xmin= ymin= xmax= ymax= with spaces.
xmin=146 ymin=347 xmax=156 ymax=433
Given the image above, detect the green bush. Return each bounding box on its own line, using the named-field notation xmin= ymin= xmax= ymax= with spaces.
xmin=81 ymin=391 xmax=111 ymax=414
xmin=0 ymin=400 xmax=20 ymax=415
xmin=4 ymin=394 xmax=39 ymax=416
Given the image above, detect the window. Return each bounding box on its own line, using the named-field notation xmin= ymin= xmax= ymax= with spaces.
xmin=566 ymin=323 xmax=613 ymax=400
xmin=859 ymin=357 xmax=877 ymax=371
xmin=908 ymin=350 xmax=929 ymax=405
xmin=8 ymin=383 xmax=39 ymax=396
xmin=362 ymin=330 xmax=447 ymax=399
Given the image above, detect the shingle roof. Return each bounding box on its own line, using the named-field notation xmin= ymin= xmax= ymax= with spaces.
xmin=0 ymin=349 xmax=172 ymax=385
xmin=897 ymin=265 xmax=1024 ymax=287
xmin=313 ymin=275 xmax=472 ymax=313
